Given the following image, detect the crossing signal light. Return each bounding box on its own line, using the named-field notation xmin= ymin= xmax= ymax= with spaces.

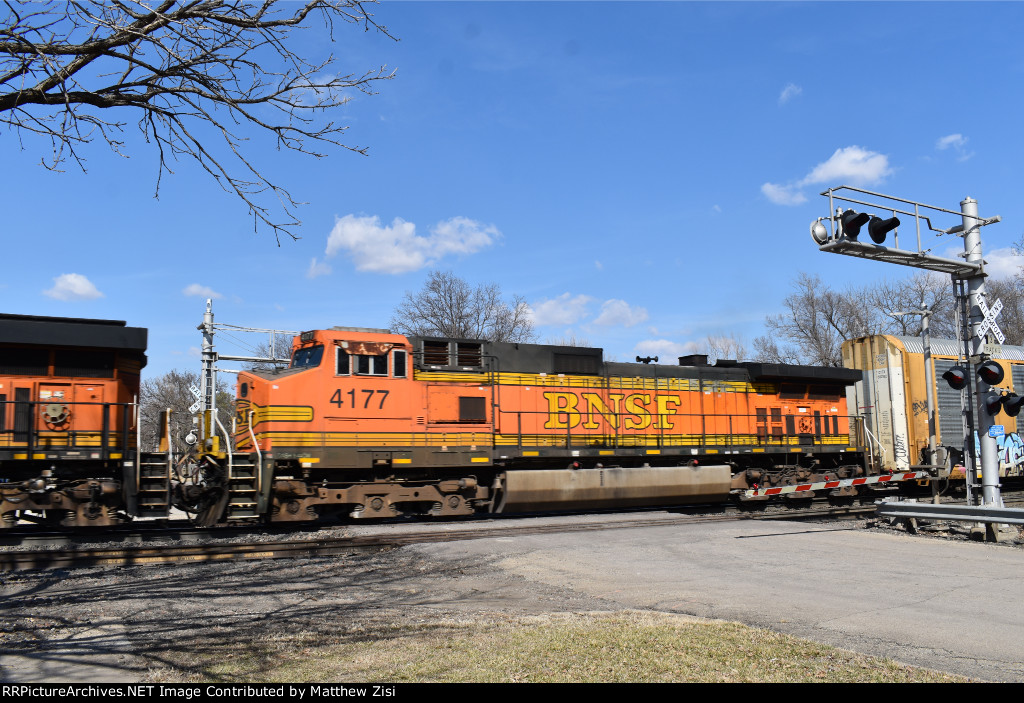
xmin=839 ymin=210 xmax=870 ymax=239
xmin=1003 ymin=393 xmax=1024 ymax=417
xmin=984 ymin=392 xmax=1004 ymax=416
xmin=977 ymin=360 xmax=1005 ymax=386
xmin=942 ymin=366 xmax=968 ymax=390
xmin=867 ymin=216 xmax=900 ymax=244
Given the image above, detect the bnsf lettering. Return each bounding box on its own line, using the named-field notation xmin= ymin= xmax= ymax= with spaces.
xmin=543 ymin=391 xmax=680 ymax=430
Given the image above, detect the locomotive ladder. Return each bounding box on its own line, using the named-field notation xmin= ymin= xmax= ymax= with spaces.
xmin=225 ymin=455 xmax=260 ymax=520
xmin=135 ymin=451 xmax=172 ymax=518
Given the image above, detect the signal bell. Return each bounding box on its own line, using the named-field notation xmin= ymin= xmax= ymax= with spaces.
xmin=942 ymin=366 xmax=968 ymax=390
xmin=977 ymin=360 xmax=1005 ymax=386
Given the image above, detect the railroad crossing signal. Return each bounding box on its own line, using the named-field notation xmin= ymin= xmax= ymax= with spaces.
xmin=1003 ymin=394 xmax=1024 ymax=417
xmin=942 ymin=366 xmax=968 ymax=390
xmin=836 ymin=209 xmax=901 ymax=245
xmin=983 ymin=392 xmax=1004 ymax=416
xmin=976 ymin=360 xmax=1005 ymax=386
xmin=811 ymin=187 xmax=1008 ymax=515
xmin=981 ymin=391 xmax=1024 ymax=418
xmin=839 ymin=210 xmax=870 ymax=239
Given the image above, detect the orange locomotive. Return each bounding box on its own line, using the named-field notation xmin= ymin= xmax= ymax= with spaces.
xmin=231 ymin=327 xmax=868 ymax=522
xmin=0 ymin=313 xmax=151 ymax=527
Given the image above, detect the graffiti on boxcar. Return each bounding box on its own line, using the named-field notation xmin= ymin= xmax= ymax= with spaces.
xmin=893 ymin=434 xmax=908 ymax=465
xmin=997 ymin=432 xmax=1024 ymax=472
xmin=970 ymin=431 xmax=1024 ymax=474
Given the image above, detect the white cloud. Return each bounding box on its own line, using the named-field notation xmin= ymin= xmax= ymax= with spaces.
xmin=778 ymin=83 xmax=802 ymax=105
xmin=801 ymin=146 xmax=893 ymax=186
xmin=634 ymin=339 xmax=699 ymax=358
xmin=43 ymin=273 xmax=103 ymax=301
xmin=936 ymin=133 xmax=974 ymax=161
xmin=983 ymin=246 xmax=1024 ymax=280
xmin=307 ymin=257 xmax=332 ymax=279
xmin=593 ymin=299 xmax=648 ymax=327
xmin=182 ymin=283 xmax=222 ymax=299
xmin=324 ymin=215 xmax=499 ymax=274
xmin=761 ymin=182 xmax=807 ymax=206
xmin=936 ymin=133 xmax=966 ymax=150
xmin=763 ymin=145 xmax=892 ymax=207
xmin=529 ymin=293 xmax=594 ymax=326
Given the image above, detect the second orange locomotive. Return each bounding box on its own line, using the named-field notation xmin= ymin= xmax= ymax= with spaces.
xmin=234 ymin=327 xmax=866 ymax=521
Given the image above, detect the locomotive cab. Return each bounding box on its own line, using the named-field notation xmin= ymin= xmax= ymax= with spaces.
xmin=236 ymin=326 xmax=416 ymax=468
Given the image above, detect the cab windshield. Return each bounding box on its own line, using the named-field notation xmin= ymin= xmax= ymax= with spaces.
xmin=290 ymin=344 xmax=324 ymax=369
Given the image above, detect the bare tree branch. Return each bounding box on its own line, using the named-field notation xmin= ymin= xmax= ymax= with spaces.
xmin=0 ymin=0 xmax=396 ymax=242
xmin=698 ymin=333 xmax=749 ymax=364
xmin=390 ymin=270 xmax=537 ymax=343
xmin=752 ymin=271 xmax=958 ymax=367
xmin=139 ymin=367 xmax=232 ymax=452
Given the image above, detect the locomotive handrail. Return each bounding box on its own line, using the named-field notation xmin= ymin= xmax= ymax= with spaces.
xmin=861 ymin=423 xmax=886 ymax=470
xmin=248 ymin=410 xmax=262 ymax=494
xmin=216 ymin=415 xmax=233 ymax=486
xmin=164 ymin=407 xmax=174 ymax=486
xmin=0 ymin=398 xmax=138 ymax=452
xmin=493 ymin=407 xmax=860 ymax=452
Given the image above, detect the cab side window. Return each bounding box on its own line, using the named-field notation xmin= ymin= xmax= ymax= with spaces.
xmin=356 ymin=354 xmax=388 ymax=376
xmin=393 ymin=350 xmax=407 ymax=378
xmin=336 ymin=350 xmax=350 ymax=375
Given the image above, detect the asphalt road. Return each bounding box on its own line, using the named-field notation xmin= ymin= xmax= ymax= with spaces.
xmin=409 ymin=518 xmax=1024 ymax=682
xmin=2 ymin=514 xmax=1021 ymax=682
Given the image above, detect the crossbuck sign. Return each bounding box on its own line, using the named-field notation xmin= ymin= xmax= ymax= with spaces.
xmin=978 ymin=298 xmax=1005 ymax=345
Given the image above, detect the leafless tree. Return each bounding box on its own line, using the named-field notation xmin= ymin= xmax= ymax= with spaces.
xmin=866 ymin=272 xmax=957 ymax=339
xmin=753 ymin=271 xmax=959 ymax=367
xmin=986 ymin=276 xmax=1024 ymax=347
xmin=546 ymin=334 xmax=592 ymax=347
xmin=139 ymin=368 xmax=232 ymax=452
xmin=244 ymin=331 xmax=295 ymax=372
xmin=1 ymin=1 xmax=395 ymax=241
xmin=979 ymin=234 xmax=1024 ymax=347
xmin=699 ymin=333 xmax=749 ymax=364
xmin=390 ymin=270 xmax=537 ymax=343
xmin=753 ymin=273 xmax=874 ymax=367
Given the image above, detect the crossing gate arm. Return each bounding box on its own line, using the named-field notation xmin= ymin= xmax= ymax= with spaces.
xmin=740 ymin=471 xmax=932 ymax=498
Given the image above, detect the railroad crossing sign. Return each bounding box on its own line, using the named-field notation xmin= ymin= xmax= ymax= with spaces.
xmin=978 ymin=298 xmax=1005 ymax=345
xmin=188 ymin=384 xmax=202 ymax=414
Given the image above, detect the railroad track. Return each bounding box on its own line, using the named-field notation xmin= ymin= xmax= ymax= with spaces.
xmin=0 ymin=504 xmax=875 ymax=572
xmin=4 ymin=483 xmax=1021 ymax=572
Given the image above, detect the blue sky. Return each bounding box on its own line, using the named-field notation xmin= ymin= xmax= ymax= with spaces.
xmin=4 ymin=1 xmax=1024 ymax=376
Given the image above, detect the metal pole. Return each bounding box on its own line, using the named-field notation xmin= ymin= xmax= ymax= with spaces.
xmin=963 ymin=197 xmax=1002 ymax=507
xmin=920 ymin=305 xmax=940 ymax=505
xmin=199 ymin=298 xmax=217 ymax=449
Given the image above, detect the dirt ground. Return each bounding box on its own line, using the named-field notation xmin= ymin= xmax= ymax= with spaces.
xmin=0 ymin=545 xmax=617 ymax=682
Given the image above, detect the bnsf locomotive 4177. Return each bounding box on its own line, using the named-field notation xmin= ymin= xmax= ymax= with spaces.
xmin=0 ymin=310 xmax=880 ymax=528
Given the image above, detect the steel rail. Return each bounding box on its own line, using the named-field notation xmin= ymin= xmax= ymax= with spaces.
xmin=0 ymin=505 xmax=875 ymax=572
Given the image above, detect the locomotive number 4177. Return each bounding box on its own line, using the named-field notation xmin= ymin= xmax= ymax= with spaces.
xmin=329 ymin=388 xmax=389 ymax=410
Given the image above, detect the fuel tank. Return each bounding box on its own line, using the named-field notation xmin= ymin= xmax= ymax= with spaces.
xmin=501 ymin=464 xmax=731 ymax=512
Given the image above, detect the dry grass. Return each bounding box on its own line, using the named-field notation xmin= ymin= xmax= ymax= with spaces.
xmin=146 ymin=610 xmax=970 ymax=683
